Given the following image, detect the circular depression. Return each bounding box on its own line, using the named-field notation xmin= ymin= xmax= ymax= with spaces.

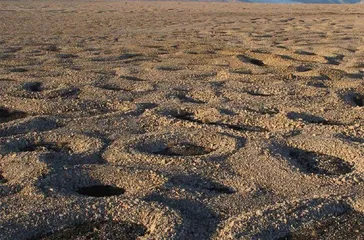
xmin=103 ymin=130 xmax=244 ymax=165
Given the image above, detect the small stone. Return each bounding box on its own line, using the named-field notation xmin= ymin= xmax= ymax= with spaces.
xmin=353 ymin=176 xmax=360 ymax=183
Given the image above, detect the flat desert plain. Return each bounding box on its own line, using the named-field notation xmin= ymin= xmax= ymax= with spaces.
xmin=0 ymin=1 xmax=364 ymax=239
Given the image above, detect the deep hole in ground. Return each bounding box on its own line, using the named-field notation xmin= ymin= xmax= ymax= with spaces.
xmin=337 ymin=133 xmax=364 ymax=144
xmin=19 ymin=142 xmax=71 ymax=153
xmin=246 ymin=106 xmax=280 ymax=115
xmin=205 ymin=185 xmax=236 ymax=194
xmin=296 ymin=66 xmax=312 ymax=72
xmin=24 ymin=82 xmax=43 ymax=92
xmin=0 ymin=171 xmax=7 ymax=184
xmin=119 ymin=75 xmax=145 ymax=81
xmin=153 ymin=142 xmax=214 ymax=156
xmin=10 ymin=68 xmax=28 ymax=73
xmin=324 ymin=54 xmax=344 ymax=65
xmin=245 ymin=90 xmax=273 ymax=97
xmin=54 ymin=88 xmax=81 ymax=98
xmin=287 ymin=112 xmax=342 ymax=126
xmin=352 ymin=93 xmax=364 ymax=107
xmin=0 ymin=107 xmax=27 ymax=123
xmin=294 ymin=50 xmax=316 ymax=56
xmin=237 ymin=55 xmax=265 ymax=66
xmin=77 ymin=185 xmax=125 ymax=197
xmin=287 ymin=147 xmax=353 ymax=176
xmin=98 ymin=84 xmax=123 ymax=91
xmin=171 ymin=110 xmax=267 ymax=132
xmin=307 ymin=81 xmax=327 ymax=88
xmin=157 ymin=66 xmax=182 ymax=71
xmin=56 ymin=53 xmax=78 ymax=59
xmin=118 ymin=53 xmax=143 ymax=60
xmin=0 ymin=108 xmax=13 ymax=119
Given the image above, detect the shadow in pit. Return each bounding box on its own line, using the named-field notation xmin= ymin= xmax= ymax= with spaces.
xmin=0 ymin=107 xmax=27 ymax=124
xmin=271 ymin=143 xmax=353 ymax=177
xmin=336 ymin=133 xmax=364 ymax=144
xmin=34 ymin=161 xmax=125 ymax=200
xmin=287 ymin=112 xmax=344 ymax=126
xmin=324 ymin=54 xmax=344 ymax=65
xmin=171 ymin=110 xmax=267 ymax=133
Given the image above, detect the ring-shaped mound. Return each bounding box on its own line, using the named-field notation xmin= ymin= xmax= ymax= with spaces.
xmin=0 ymin=131 xmax=103 ymax=156
xmin=215 ymin=198 xmax=353 ymax=240
xmin=0 ymin=198 xmax=183 ymax=239
xmin=103 ymin=130 xmax=244 ymax=165
xmin=8 ymin=83 xmax=80 ymax=100
xmin=38 ymin=165 xmax=167 ymax=198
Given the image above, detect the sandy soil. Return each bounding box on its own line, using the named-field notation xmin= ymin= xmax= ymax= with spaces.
xmin=0 ymin=1 xmax=363 ymax=239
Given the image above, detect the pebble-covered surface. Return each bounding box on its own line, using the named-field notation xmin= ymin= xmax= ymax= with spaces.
xmin=0 ymin=1 xmax=363 ymax=239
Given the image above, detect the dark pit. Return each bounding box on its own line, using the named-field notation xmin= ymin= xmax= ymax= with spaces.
xmin=56 ymin=53 xmax=78 ymax=59
xmin=324 ymin=54 xmax=344 ymax=65
xmin=278 ymin=209 xmax=364 ymax=240
xmin=15 ymin=87 xmax=80 ymax=100
xmin=171 ymin=110 xmax=267 ymax=132
xmin=98 ymin=84 xmax=123 ymax=91
xmin=0 ymin=108 xmax=13 ymax=119
xmin=77 ymin=185 xmax=125 ymax=197
xmin=245 ymin=90 xmax=273 ymax=97
xmin=52 ymin=87 xmax=80 ymax=99
xmin=33 ymin=220 xmax=146 ymax=240
xmin=169 ymin=93 xmax=205 ymax=104
xmin=172 ymin=111 xmax=199 ymax=122
xmin=157 ymin=66 xmax=182 ymax=71
xmin=246 ymin=106 xmax=280 ymax=115
xmin=119 ymin=75 xmax=145 ymax=81
xmin=352 ymin=93 xmax=364 ymax=107
xmin=118 ymin=53 xmax=143 ymax=60
xmin=204 ymin=183 xmax=236 ymax=194
xmin=294 ymin=50 xmax=316 ymax=56
xmin=153 ymin=142 xmax=214 ymax=156
xmin=0 ymin=107 xmax=27 ymax=123
xmin=307 ymin=81 xmax=327 ymax=88
xmin=237 ymin=55 xmax=265 ymax=66
xmin=219 ymin=123 xmax=267 ymax=132
xmin=287 ymin=112 xmax=342 ymax=126
xmin=337 ymin=133 xmax=364 ymax=144
xmin=0 ymin=172 xmax=7 ymax=184
xmin=10 ymin=68 xmax=28 ymax=73
xmin=19 ymin=142 xmax=71 ymax=153
xmin=43 ymin=45 xmax=59 ymax=52
xmin=287 ymin=147 xmax=353 ymax=176
xmin=296 ymin=66 xmax=312 ymax=72
xmin=24 ymin=82 xmax=43 ymax=92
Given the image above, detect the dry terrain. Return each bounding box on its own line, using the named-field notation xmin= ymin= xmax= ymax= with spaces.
xmin=0 ymin=1 xmax=364 ymax=239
